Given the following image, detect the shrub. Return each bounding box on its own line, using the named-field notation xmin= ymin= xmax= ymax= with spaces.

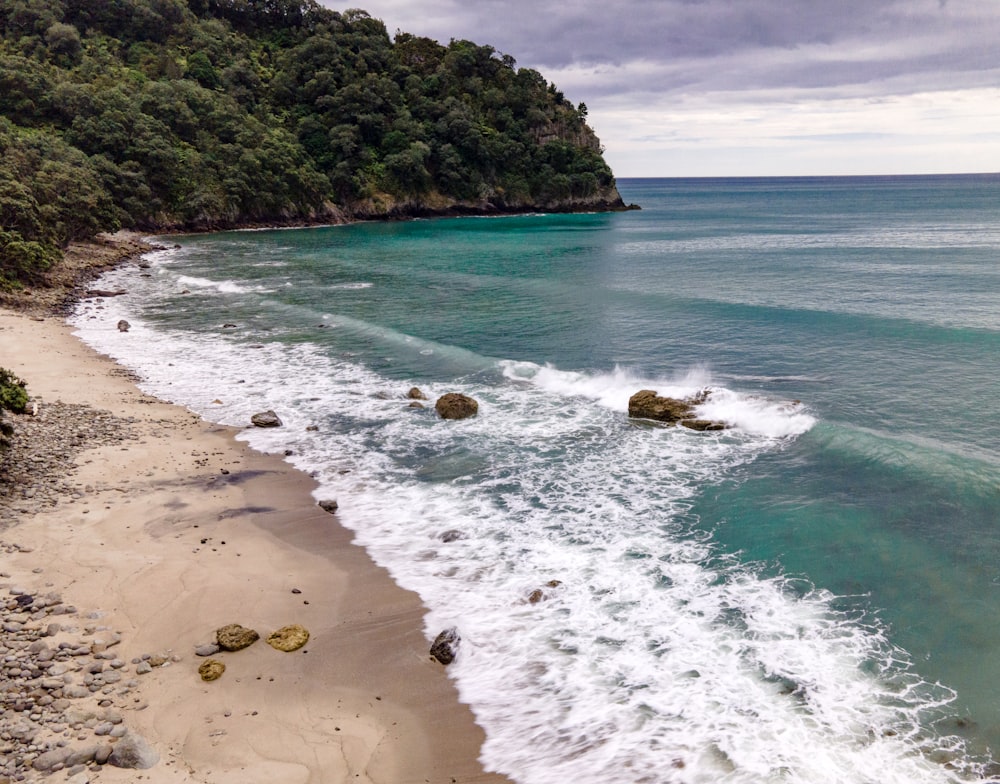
xmin=0 ymin=367 xmax=28 ymax=413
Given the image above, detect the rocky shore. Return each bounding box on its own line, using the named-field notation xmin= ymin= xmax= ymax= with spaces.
xmin=0 ymin=402 xmax=138 ymax=530
xmin=1 ymin=546 xmax=162 ymax=780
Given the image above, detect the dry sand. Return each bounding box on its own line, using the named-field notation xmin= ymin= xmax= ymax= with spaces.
xmin=0 ymin=306 xmax=510 ymax=783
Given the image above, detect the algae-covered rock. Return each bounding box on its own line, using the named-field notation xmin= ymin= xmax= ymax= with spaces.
xmin=266 ymin=624 xmax=310 ymax=652
xmin=215 ymin=623 xmax=260 ymax=651
xmin=198 ymin=659 xmax=225 ymax=681
xmin=435 ymin=393 xmax=478 ymax=420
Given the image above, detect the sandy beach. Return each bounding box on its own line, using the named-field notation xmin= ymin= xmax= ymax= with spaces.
xmin=0 ymin=246 xmax=510 ymax=782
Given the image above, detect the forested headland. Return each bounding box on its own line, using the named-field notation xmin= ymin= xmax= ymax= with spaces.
xmin=0 ymin=0 xmax=628 ymax=291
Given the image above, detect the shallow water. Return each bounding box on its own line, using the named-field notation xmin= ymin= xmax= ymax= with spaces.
xmin=72 ymin=174 xmax=1000 ymax=783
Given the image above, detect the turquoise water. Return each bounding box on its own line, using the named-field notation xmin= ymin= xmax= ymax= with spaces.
xmin=73 ymin=175 xmax=1000 ymax=783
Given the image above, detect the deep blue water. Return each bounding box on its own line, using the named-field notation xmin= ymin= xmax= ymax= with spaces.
xmin=73 ymin=174 xmax=1000 ymax=783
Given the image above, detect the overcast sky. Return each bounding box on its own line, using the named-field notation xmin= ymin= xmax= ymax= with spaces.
xmin=324 ymin=0 xmax=1000 ymax=177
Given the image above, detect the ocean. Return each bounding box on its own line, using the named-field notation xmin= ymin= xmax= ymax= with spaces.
xmin=71 ymin=174 xmax=1000 ymax=783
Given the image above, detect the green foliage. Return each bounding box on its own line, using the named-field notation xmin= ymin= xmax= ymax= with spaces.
xmin=0 ymin=367 xmax=28 ymax=413
xmin=0 ymin=0 xmax=619 ymax=286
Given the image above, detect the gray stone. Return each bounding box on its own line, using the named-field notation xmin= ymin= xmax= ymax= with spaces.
xmin=250 ymin=410 xmax=282 ymax=428
xmin=65 ymin=745 xmax=99 ymax=766
xmin=108 ymin=732 xmax=159 ymax=769
xmin=194 ymin=643 xmax=220 ymax=657
xmin=32 ymin=747 xmax=71 ymax=772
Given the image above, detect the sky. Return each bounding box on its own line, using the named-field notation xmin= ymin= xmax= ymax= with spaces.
xmin=323 ymin=0 xmax=1000 ymax=177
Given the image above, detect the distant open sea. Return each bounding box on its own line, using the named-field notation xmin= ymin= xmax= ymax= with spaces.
xmin=72 ymin=174 xmax=1000 ymax=783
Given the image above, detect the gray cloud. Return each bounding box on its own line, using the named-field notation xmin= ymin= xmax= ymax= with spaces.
xmin=345 ymin=0 xmax=1000 ymax=98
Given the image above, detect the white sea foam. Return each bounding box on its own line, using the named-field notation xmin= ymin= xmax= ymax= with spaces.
xmin=68 ymin=266 xmax=990 ymax=784
xmin=175 ymin=274 xmax=253 ymax=294
xmin=328 ymin=281 xmax=374 ymax=290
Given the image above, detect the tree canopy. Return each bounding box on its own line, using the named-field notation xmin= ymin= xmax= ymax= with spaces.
xmin=0 ymin=0 xmax=623 ymax=290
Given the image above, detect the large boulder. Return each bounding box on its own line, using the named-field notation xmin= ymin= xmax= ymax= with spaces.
xmin=628 ymin=389 xmax=698 ymax=423
xmin=250 ymin=410 xmax=282 ymax=428
xmin=215 ymin=623 xmax=260 ymax=651
xmin=108 ymin=732 xmax=159 ymax=769
xmin=435 ymin=393 xmax=478 ymax=420
xmin=628 ymin=389 xmax=727 ymax=430
xmin=429 ymin=627 xmax=460 ymax=665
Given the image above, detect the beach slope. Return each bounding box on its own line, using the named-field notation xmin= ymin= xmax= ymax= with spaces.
xmin=0 ymin=306 xmax=508 ymax=783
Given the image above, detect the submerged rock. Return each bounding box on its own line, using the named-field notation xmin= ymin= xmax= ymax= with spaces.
xmin=430 ymin=627 xmax=460 ymax=665
xmin=266 ymin=624 xmax=310 ymax=652
xmin=250 ymin=410 xmax=282 ymax=428
xmin=406 ymin=386 xmax=428 ymax=400
xmin=435 ymin=393 xmax=478 ymax=420
xmin=318 ymin=499 xmax=338 ymax=514
xmin=680 ymin=419 xmax=727 ymax=432
xmin=215 ymin=623 xmax=259 ymax=651
xmin=116 ymin=319 xmax=130 ymax=332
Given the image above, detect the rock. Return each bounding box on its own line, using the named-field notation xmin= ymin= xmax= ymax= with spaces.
xmin=85 ymin=289 xmax=127 ymax=298
xmin=94 ymin=744 xmax=114 ymax=765
xmin=198 ymin=659 xmax=225 ymax=681
xmin=215 ymin=623 xmax=259 ymax=651
xmin=32 ymin=747 xmax=72 ymax=772
xmin=65 ymin=745 xmax=99 ymax=766
xmin=116 ymin=320 xmax=130 ymax=333
xmin=627 ymin=389 xmax=699 ymax=423
xmin=266 ymin=624 xmax=310 ymax=652
xmin=429 ymin=627 xmax=460 ymax=665
xmin=135 ymin=661 xmax=152 ymax=675
xmin=679 ymin=418 xmax=728 ymax=432
xmin=107 ymin=732 xmax=159 ymax=769
xmin=435 ymin=393 xmax=479 ymax=420
xmin=406 ymin=387 xmax=428 ymax=400
xmin=318 ymin=499 xmax=338 ymax=514
xmin=250 ymin=410 xmax=282 ymax=428
xmin=440 ymin=529 xmax=465 ymax=543
xmin=194 ymin=643 xmax=220 ymax=657
xmin=627 ymin=389 xmax=726 ymax=430
xmin=528 ymin=589 xmax=544 ymax=604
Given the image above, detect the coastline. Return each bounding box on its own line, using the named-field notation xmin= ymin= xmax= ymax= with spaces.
xmin=0 ymin=240 xmax=510 ymax=782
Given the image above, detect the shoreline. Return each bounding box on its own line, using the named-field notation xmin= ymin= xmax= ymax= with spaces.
xmin=0 ymin=242 xmax=510 ymax=782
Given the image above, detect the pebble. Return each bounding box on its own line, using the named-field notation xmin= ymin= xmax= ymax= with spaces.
xmin=0 ymin=546 xmax=155 ymax=782
xmin=0 ymin=402 xmax=137 ymax=525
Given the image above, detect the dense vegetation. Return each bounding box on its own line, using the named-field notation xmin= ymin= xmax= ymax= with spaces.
xmin=0 ymin=367 xmax=27 ymax=450
xmin=0 ymin=0 xmax=623 ymax=290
